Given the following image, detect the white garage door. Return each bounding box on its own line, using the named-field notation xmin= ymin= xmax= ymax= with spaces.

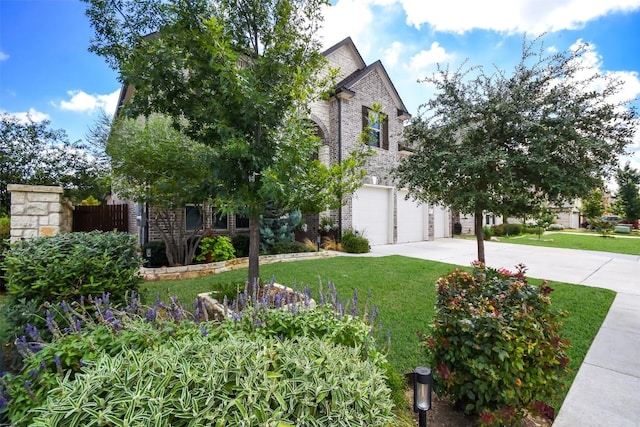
xmin=352 ymin=186 xmax=392 ymax=246
xmin=434 ymin=205 xmax=449 ymax=238
xmin=397 ymin=190 xmax=426 ymax=243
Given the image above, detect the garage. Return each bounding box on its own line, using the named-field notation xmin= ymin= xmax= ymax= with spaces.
xmin=397 ymin=190 xmax=426 ymax=243
xmin=433 ymin=205 xmax=450 ymax=238
xmin=351 ymin=185 xmax=392 ymax=246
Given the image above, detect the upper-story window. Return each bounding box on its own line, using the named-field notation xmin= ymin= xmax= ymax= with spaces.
xmin=362 ymin=106 xmax=388 ymax=149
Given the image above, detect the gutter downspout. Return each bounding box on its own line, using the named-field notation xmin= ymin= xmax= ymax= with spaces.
xmin=337 ymin=96 xmax=343 ymax=241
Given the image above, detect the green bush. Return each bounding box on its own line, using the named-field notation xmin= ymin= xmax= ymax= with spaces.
xmin=5 ymin=231 xmax=142 ymax=307
xmin=482 ymin=226 xmax=493 ymax=239
xmin=493 ymin=223 xmax=522 ymax=236
xmin=504 ymin=223 xmax=522 ymax=236
xmin=3 ymin=296 xmax=396 ymax=426
xmin=0 ymin=216 xmax=9 ymax=291
xmin=0 ymin=216 xmax=9 ymax=238
xmin=30 ymin=335 xmax=395 ymax=426
xmin=231 ymin=234 xmax=250 ymax=258
xmin=421 ymin=262 xmax=569 ymax=425
xmin=341 ymin=230 xmax=370 ymax=253
xmin=195 ymin=236 xmax=236 ymax=262
xmin=269 ymin=240 xmax=313 ymax=254
xmin=490 ymin=224 xmax=505 ymax=236
xmin=142 ymin=240 xmax=168 ymax=267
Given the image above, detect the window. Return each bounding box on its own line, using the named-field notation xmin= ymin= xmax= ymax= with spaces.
xmin=362 ymin=106 xmax=388 ymax=149
xmin=235 ymin=213 xmax=250 ymax=229
xmin=185 ymin=205 xmax=203 ymax=230
xmin=212 ymin=207 xmax=228 ymax=230
xmin=485 ymin=214 xmax=496 ymax=226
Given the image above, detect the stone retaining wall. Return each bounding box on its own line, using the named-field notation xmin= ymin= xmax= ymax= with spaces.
xmin=141 ymin=251 xmax=335 ymax=281
xmin=8 ymin=184 xmax=73 ymax=242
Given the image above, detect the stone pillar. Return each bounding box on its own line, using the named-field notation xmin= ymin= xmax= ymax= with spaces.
xmin=7 ymin=184 xmax=68 ymax=242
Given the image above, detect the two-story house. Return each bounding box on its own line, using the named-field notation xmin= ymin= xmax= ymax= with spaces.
xmin=310 ymin=37 xmax=451 ymax=245
xmin=117 ymin=37 xmax=451 ymax=247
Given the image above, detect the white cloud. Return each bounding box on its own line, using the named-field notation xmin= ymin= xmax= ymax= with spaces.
xmin=406 ymin=42 xmax=454 ymax=78
xmin=4 ymin=108 xmax=50 ymax=123
xmin=319 ymin=0 xmax=376 ymax=54
xmin=0 ymin=50 xmax=8 ymax=61
xmin=57 ymin=89 xmax=120 ymax=115
xmin=396 ymin=0 xmax=640 ymax=33
xmin=383 ymin=42 xmax=404 ymax=67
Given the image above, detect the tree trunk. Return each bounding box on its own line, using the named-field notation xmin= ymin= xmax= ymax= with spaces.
xmin=475 ymin=210 xmax=486 ymax=263
xmin=247 ymin=213 xmax=261 ymax=295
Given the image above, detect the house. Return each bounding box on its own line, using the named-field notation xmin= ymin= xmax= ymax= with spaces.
xmin=457 ymin=198 xmax=583 ymax=234
xmin=116 ymin=37 xmax=451 ymax=248
xmin=310 ymin=37 xmax=451 ymax=245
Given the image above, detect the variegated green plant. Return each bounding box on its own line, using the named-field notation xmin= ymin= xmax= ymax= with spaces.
xmin=30 ymin=335 xmax=395 ymax=426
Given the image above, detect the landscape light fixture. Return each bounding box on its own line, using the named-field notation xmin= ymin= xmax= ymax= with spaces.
xmin=414 ymin=366 xmax=432 ymax=427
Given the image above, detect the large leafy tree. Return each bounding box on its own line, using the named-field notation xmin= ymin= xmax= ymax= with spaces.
xmin=613 ymin=163 xmax=640 ymax=224
xmin=108 ymin=114 xmax=214 ymax=266
xmin=83 ymin=0 xmax=364 ymax=287
xmin=0 ymin=113 xmax=108 ymax=215
xmin=394 ymin=37 xmax=637 ymax=263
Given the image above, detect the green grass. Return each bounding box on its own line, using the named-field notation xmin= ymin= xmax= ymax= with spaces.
xmin=141 ymin=255 xmax=615 ymax=410
xmin=496 ymin=232 xmax=640 ymax=255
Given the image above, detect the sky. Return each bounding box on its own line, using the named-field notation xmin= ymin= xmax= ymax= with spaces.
xmin=1 ymin=0 xmax=640 ymax=185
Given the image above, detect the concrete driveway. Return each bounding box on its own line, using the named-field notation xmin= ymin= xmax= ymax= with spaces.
xmin=366 ymin=238 xmax=640 ymax=427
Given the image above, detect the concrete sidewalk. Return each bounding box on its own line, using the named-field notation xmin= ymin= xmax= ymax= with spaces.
xmin=367 ymin=238 xmax=640 ymax=427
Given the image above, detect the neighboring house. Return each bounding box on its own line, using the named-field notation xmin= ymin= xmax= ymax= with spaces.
xmin=116 ymin=37 xmax=452 ymax=247
xmin=457 ymin=198 xmax=583 ymax=234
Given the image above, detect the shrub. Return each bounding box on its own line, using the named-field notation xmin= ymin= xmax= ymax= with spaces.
xmin=142 ymin=240 xmax=168 ymax=267
xmin=30 ymin=335 xmax=395 ymax=426
xmin=504 ymin=223 xmax=522 ymax=236
xmin=0 ymin=216 xmax=9 ymax=291
xmin=482 ymin=226 xmax=493 ymax=239
xmin=231 ymin=234 xmax=250 ymax=258
xmin=4 ymin=231 xmax=142 ymax=309
xmin=2 ymin=287 xmax=396 ymax=426
xmin=0 ymin=216 xmax=9 ymax=237
xmin=195 ymin=236 xmax=236 ymax=262
xmin=269 ymin=240 xmax=313 ymax=254
xmin=493 ymin=223 xmax=523 ymax=236
xmin=421 ymin=262 xmax=569 ymax=425
xmin=453 ymin=222 xmax=462 ymax=235
xmin=341 ymin=230 xmax=370 ymax=253
xmin=490 ymin=224 xmax=505 ymax=236
xmin=321 ymin=236 xmax=343 ymax=251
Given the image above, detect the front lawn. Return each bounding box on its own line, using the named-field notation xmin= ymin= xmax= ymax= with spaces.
xmin=141 ymin=255 xmax=615 ymax=411
xmin=497 ymin=231 xmax=640 ymax=255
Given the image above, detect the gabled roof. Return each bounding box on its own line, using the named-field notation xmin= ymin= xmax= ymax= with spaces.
xmin=324 ymin=37 xmax=411 ymax=119
xmin=322 ymin=37 xmax=367 ymax=70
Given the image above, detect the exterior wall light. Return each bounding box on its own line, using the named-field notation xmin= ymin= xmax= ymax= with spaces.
xmin=414 ymin=366 xmax=432 ymax=427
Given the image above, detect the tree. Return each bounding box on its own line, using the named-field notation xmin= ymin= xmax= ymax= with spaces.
xmin=108 ymin=114 xmax=214 ymax=266
xmin=613 ymin=163 xmax=640 ymax=224
xmin=83 ymin=0 xmax=364 ymax=288
xmin=581 ymin=188 xmax=606 ymax=223
xmin=394 ymin=36 xmax=637 ymax=263
xmin=580 ymin=188 xmax=614 ymax=236
xmin=0 ymin=113 xmax=108 ymax=215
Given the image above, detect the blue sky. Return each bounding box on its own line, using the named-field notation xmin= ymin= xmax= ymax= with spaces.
xmin=2 ymin=0 xmax=640 ymax=181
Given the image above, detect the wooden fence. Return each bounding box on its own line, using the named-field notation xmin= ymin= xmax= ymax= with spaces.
xmin=72 ymin=204 xmax=129 ymax=233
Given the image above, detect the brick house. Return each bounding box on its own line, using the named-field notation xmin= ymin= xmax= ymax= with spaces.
xmin=311 ymin=37 xmax=451 ymax=245
xmin=117 ymin=37 xmax=452 ymax=247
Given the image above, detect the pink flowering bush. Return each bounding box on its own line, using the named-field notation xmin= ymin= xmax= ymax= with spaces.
xmin=420 ymin=262 xmax=570 ymax=426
